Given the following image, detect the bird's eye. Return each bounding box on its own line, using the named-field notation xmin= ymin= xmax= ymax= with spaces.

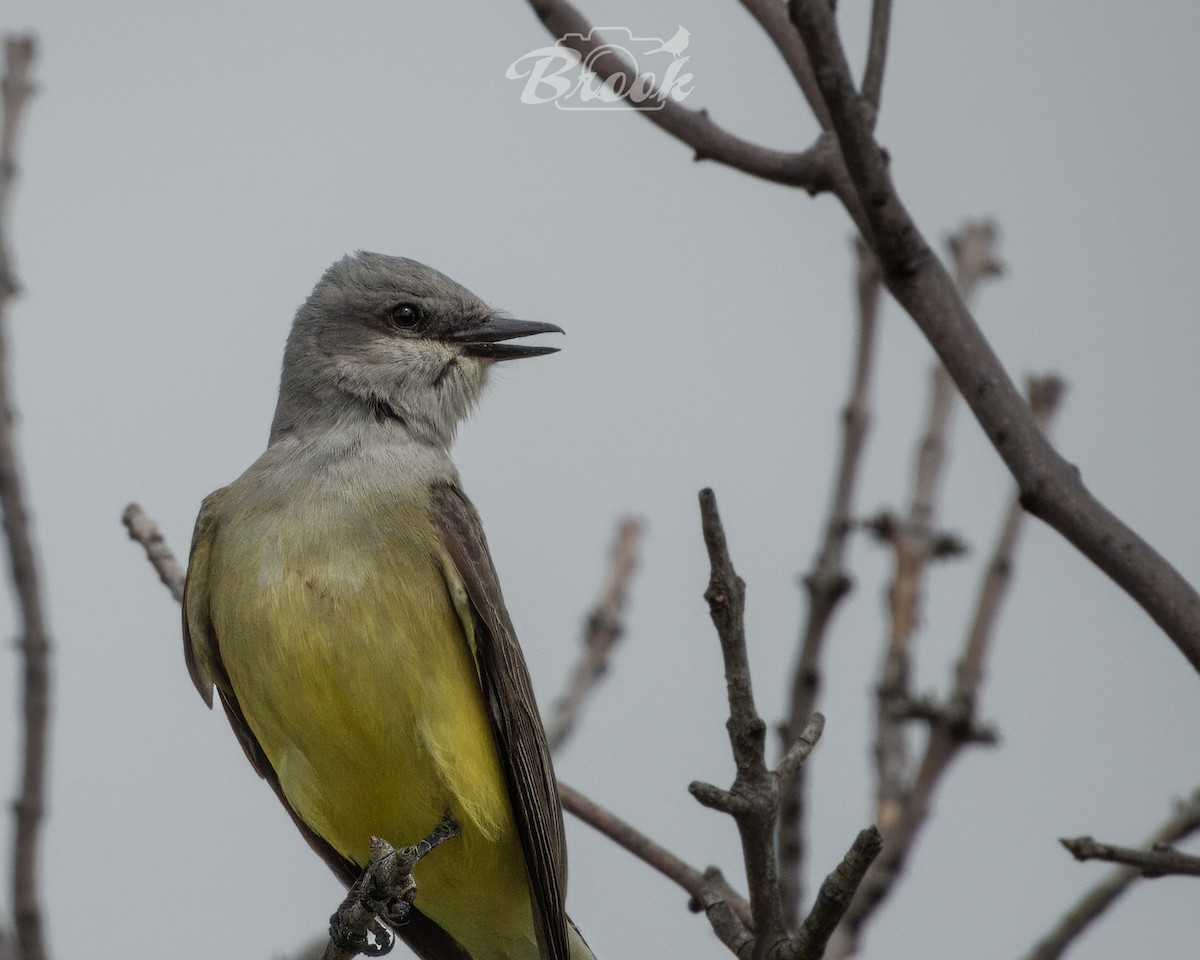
xmin=390 ymin=303 xmax=421 ymax=328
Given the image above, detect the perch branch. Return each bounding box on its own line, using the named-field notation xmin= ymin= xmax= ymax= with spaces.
xmin=322 ymin=815 xmax=461 ymax=960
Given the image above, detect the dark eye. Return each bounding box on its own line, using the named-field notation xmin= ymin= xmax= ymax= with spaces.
xmin=390 ymin=303 xmax=421 ymax=328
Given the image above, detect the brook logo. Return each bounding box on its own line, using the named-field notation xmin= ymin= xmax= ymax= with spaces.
xmin=506 ymin=26 xmax=695 ymax=111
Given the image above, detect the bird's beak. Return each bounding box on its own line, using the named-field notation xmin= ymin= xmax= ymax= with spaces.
xmin=448 ymin=317 xmax=564 ymax=361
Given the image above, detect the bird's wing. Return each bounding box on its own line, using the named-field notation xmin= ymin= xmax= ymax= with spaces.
xmin=182 ymin=489 xmax=474 ymax=960
xmin=431 ymin=483 xmax=570 ymax=960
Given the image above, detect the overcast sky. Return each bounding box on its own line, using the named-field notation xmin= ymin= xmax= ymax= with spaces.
xmin=1 ymin=2 xmax=1199 ymax=959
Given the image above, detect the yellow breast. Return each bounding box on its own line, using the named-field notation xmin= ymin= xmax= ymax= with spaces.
xmin=205 ymin=480 xmax=536 ymax=959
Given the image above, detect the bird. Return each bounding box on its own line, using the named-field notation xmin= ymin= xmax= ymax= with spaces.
xmin=182 ymin=252 xmax=593 ymax=960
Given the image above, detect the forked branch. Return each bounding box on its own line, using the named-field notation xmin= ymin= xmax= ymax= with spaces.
xmin=788 ymin=0 xmax=1200 ymax=673
xmin=692 ymin=489 xmax=879 ymax=959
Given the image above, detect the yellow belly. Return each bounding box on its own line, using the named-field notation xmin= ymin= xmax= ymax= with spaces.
xmin=208 ymin=491 xmax=537 ymax=959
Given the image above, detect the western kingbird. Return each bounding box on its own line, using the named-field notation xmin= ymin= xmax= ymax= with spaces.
xmin=182 ymin=252 xmax=593 ymax=960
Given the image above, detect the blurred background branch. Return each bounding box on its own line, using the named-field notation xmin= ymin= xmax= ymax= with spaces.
xmin=546 ymin=515 xmax=642 ymax=754
xmin=0 ymin=33 xmax=49 ymax=960
xmin=1023 ymin=789 xmax=1200 ymax=960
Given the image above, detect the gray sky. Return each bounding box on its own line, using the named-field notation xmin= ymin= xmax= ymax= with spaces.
xmin=1 ymin=1 xmax=1199 ymax=958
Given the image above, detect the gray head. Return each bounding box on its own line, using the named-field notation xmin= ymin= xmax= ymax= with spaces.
xmin=269 ymin=252 xmax=561 ymax=449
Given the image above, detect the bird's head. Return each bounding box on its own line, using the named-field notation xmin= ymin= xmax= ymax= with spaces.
xmin=269 ymin=252 xmax=562 ymax=449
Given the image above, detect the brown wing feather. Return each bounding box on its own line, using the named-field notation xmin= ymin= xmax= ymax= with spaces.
xmin=182 ymin=495 xmax=474 ymax=960
xmin=430 ymin=483 xmax=570 ymax=960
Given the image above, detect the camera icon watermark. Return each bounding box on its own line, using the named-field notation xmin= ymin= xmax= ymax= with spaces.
xmin=506 ymin=26 xmax=695 ymax=111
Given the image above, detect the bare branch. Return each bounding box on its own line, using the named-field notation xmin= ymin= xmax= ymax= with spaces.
xmin=1060 ymin=837 xmax=1200 ymax=878
xmin=948 ymin=221 xmax=1006 ymax=300
xmin=954 ymin=375 xmax=1064 ymax=701
xmin=776 ymin=714 xmax=823 ymax=785
xmin=122 ymin=502 xmax=186 ymax=601
xmin=695 ymin=872 xmax=757 ymax=958
xmin=829 ymin=376 xmax=1067 ymax=959
xmin=736 ymin=0 xmax=831 ymax=130
xmin=692 ymin=491 xmax=874 ymax=960
xmin=779 ymin=237 xmax=882 ymax=920
xmin=871 ymin=221 xmax=1003 ymax=847
xmin=871 ymin=356 xmax=954 ymax=833
xmin=0 ymin=34 xmax=50 ymax=960
xmin=889 ymin=694 xmax=998 ymax=744
xmin=558 ymin=781 xmax=754 ymax=928
xmin=0 ymin=37 xmax=36 ymax=284
xmin=693 ymin=487 xmax=788 ymax=952
xmin=1024 ymin=789 xmax=1200 ymax=960
xmin=874 ymin=220 xmax=1001 ymax=830
xmin=522 ymin=0 xmax=837 ymax=191
xmin=789 ymin=0 xmax=1200 ymax=673
xmin=859 ymin=0 xmax=892 ymax=121
xmin=546 ymin=516 xmax=642 ymax=753
xmin=782 ymin=828 xmax=883 ymax=960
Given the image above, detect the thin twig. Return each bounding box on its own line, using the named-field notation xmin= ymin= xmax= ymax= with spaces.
xmin=953 ymin=375 xmax=1063 ymax=702
xmin=948 ymin=221 xmax=1006 ymax=302
xmin=879 ymin=223 xmax=1002 ymax=748
xmin=1023 ymin=789 xmax=1200 ymax=960
xmin=1059 ymin=837 xmax=1200 ymax=878
xmin=779 ymin=237 xmax=882 ymax=921
xmin=782 ymin=828 xmax=883 ymax=960
xmin=122 ymin=502 xmax=186 ymax=601
xmin=0 ymin=34 xmax=49 ymax=960
xmin=859 ymin=0 xmax=892 ymax=122
xmin=829 ymin=375 xmax=1066 ymax=959
xmin=736 ymin=0 xmax=831 ymax=130
xmin=871 ymin=356 xmax=955 ymax=832
xmin=871 ymin=222 xmax=1002 ymax=844
xmin=789 ymin=0 xmax=1200 ymax=674
xmin=545 ymin=516 xmax=642 ymax=753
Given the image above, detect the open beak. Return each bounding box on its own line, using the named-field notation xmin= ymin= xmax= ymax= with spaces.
xmin=449 ymin=316 xmax=564 ymax=361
